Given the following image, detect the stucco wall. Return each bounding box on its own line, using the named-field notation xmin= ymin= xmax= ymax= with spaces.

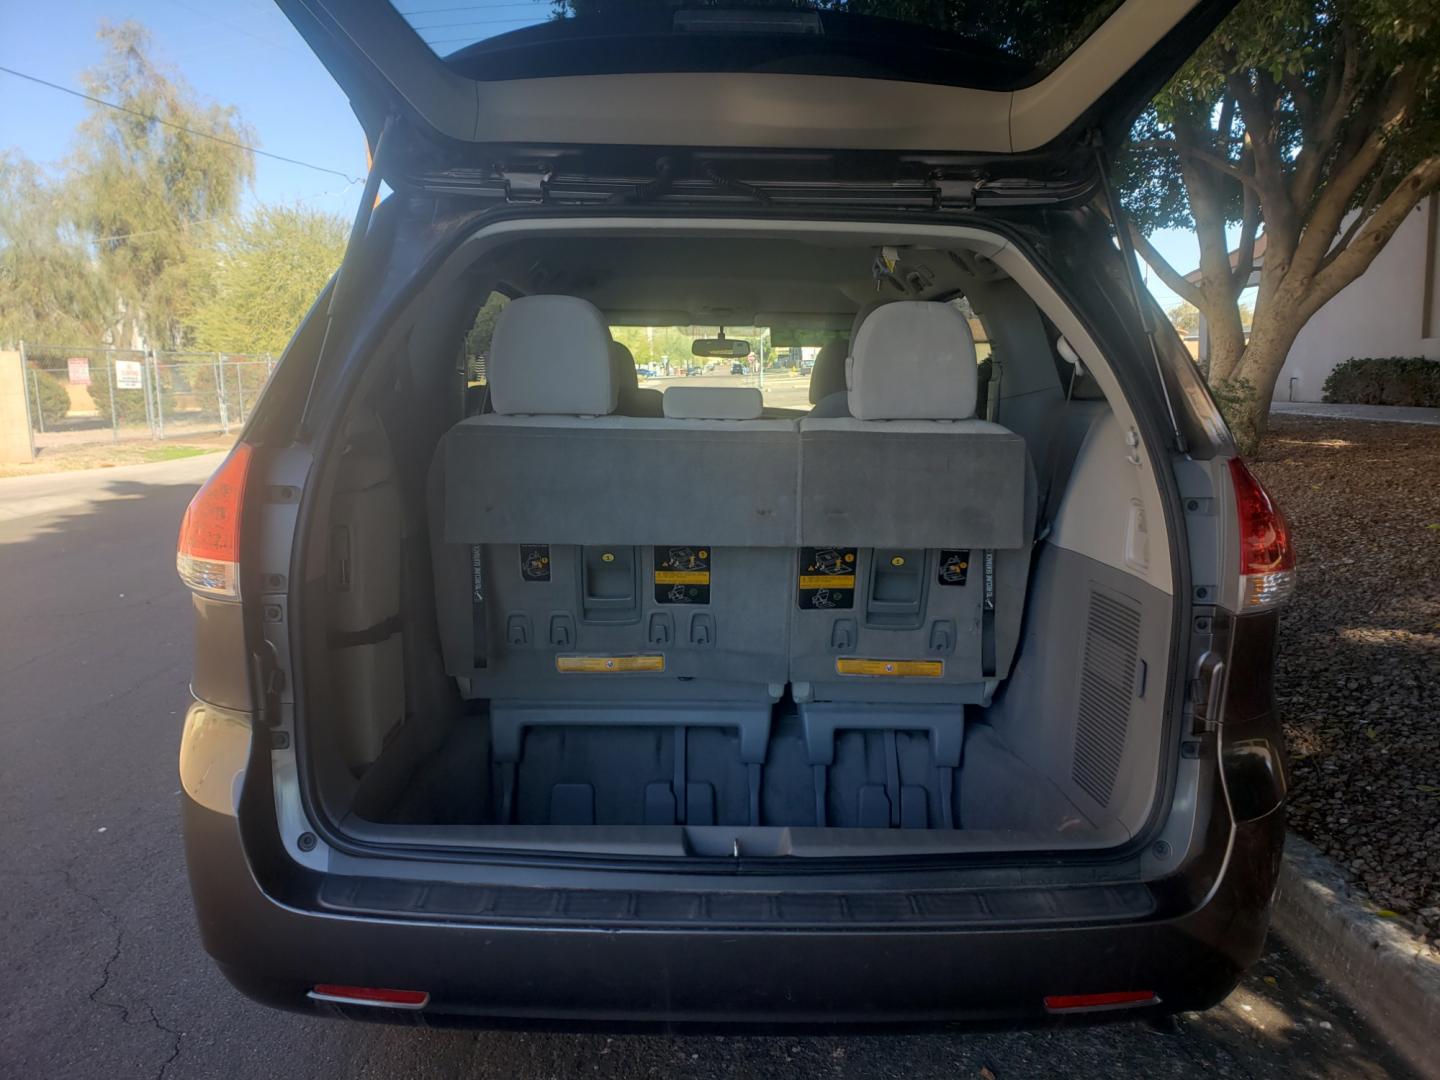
xmin=1275 ymin=200 xmax=1440 ymax=402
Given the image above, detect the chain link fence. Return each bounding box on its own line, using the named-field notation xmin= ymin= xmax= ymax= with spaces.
xmin=18 ymin=343 xmax=277 ymax=450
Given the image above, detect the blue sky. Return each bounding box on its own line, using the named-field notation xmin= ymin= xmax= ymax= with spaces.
xmin=1 ymin=0 xmax=1205 ymax=309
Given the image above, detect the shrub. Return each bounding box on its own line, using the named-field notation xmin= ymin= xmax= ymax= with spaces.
xmin=1322 ymin=357 xmax=1440 ymax=408
xmin=86 ymin=358 xmax=161 ymax=427
xmin=29 ymin=367 xmax=70 ymax=429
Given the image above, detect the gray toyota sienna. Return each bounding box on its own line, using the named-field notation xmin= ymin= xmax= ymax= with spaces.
xmin=177 ymin=0 xmax=1294 ymax=1027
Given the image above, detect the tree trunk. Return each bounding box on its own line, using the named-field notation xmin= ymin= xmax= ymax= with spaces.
xmin=1229 ymin=306 xmax=1305 ymax=452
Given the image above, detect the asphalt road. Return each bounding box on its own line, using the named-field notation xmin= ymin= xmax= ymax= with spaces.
xmin=0 ymin=457 xmax=1417 ymax=1080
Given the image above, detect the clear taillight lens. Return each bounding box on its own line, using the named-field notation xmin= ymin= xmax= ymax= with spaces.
xmin=1228 ymin=457 xmax=1295 ymax=609
xmin=176 ymin=443 xmax=253 ymax=601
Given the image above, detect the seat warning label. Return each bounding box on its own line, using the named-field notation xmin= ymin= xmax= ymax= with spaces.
xmin=937 ymin=549 xmax=971 ymax=587
xmin=797 ymin=547 xmax=857 ymax=609
xmin=654 ymin=546 xmax=711 ymax=604
xmin=520 ymin=544 xmax=551 ymax=582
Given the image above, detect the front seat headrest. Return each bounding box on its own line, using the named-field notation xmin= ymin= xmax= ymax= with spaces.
xmin=488 ymin=295 xmax=618 ymax=416
xmin=848 ymin=301 xmax=978 ymax=421
xmin=609 ymin=340 xmax=639 ymax=393
xmin=808 ymin=339 xmax=849 ymax=404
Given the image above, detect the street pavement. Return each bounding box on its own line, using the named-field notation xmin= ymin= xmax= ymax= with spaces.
xmin=0 ymin=458 xmax=1418 ymax=1079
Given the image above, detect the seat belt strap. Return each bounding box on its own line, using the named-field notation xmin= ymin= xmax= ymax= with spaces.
xmin=981 ymin=548 xmax=996 ymax=678
xmin=470 ymin=543 xmax=488 ymax=669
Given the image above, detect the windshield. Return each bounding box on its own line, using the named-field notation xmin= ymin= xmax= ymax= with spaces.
xmin=612 ymin=325 xmax=812 ymax=411
xmin=394 ymin=1 xmax=1125 ymax=88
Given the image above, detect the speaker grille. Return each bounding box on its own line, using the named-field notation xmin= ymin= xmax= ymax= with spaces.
xmin=1071 ymin=590 xmax=1142 ymax=807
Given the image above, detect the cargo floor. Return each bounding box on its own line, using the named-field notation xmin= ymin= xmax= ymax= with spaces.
xmin=378 ymin=707 xmax=1115 ymax=842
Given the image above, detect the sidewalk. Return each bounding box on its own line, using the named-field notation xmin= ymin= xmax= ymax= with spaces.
xmin=0 ymin=451 xmax=226 ymax=523
xmin=1272 ymin=401 xmax=1440 ymax=426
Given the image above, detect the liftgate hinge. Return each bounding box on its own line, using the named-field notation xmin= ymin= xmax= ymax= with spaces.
xmin=931 ymin=176 xmax=977 ymax=210
xmin=497 ymin=166 xmax=551 ymax=203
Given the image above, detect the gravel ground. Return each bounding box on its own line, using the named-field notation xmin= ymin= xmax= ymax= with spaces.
xmin=1250 ymin=416 xmax=1440 ymax=946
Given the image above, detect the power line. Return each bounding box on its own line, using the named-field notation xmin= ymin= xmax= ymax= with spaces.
xmin=0 ymin=65 xmax=364 ymax=185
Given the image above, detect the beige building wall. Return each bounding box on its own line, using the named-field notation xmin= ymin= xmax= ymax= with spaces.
xmin=0 ymin=350 xmax=36 ymax=464
xmin=1276 ymin=197 xmax=1440 ymax=402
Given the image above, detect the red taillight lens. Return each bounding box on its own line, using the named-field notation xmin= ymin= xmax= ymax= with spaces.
xmin=176 ymin=443 xmax=253 ymax=600
xmin=1043 ymin=990 xmax=1160 ymax=1013
xmin=1228 ymin=457 xmax=1295 ymax=609
xmin=308 ymin=984 xmax=429 ymax=1009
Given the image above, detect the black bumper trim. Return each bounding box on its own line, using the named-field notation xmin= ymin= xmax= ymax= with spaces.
xmin=317 ymin=873 xmax=1155 ymax=930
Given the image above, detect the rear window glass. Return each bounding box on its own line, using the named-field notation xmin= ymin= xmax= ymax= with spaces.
xmin=395 ymin=1 xmax=1125 ymax=88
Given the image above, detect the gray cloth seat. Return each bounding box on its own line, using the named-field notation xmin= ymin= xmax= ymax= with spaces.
xmin=609 ymin=340 xmax=663 ymax=417
xmin=431 ymin=296 xmax=798 ymax=713
xmin=806 ymin=338 xmax=849 ymax=418
xmin=792 ymin=301 xmax=1036 ymax=712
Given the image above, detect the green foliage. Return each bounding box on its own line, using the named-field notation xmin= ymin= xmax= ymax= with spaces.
xmin=1121 ymin=0 xmax=1440 ymax=235
xmin=188 ymin=205 xmax=346 ymax=355
xmin=29 ymin=367 xmax=72 ymax=428
xmin=0 ymin=154 xmax=111 ymax=347
xmin=1322 ymin=357 xmax=1440 ymax=407
xmin=464 ymin=293 xmax=508 ymax=376
xmin=1210 ymin=375 xmax=1263 ymax=455
xmin=68 ymin=21 xmax=255 ymax=349
xmin=1167 ymin=302 xmax=1200 ymax=336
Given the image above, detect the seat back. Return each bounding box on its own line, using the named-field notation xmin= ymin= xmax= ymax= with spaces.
xmin=432 ymin=297 xmax=799 ymax=706
xmin=793 ymin=301 xmax=1035 ymax=706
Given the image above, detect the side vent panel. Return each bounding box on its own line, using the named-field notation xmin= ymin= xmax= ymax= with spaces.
xmin=1071 ymin=589 xmax=1142 ymax=807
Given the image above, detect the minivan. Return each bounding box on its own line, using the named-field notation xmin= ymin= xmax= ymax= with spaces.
xmin=177 ymin=0 xmax=1293 ymax=1027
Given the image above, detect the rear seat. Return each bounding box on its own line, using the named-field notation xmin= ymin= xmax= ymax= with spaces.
xmin=792 ymin=301 xmax=1036 ymax=826
xmin=431 ymin=295 xmax=797 ymax=823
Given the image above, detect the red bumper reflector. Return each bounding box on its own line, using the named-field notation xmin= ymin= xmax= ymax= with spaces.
xmin=1043 ymin=990 xmax=1160 ymax=1013
xmin=308 ymin=984 xmax=429 ymax=1009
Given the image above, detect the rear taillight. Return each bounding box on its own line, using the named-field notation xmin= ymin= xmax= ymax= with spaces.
xmin=308 ymin=984 xmax=429 ymax=1009
xmin=176 ymin=443 xmax=253 ymax=601
xmin=1228 ymin=457 xmax=1295 ymax=609
xmin=1044 ymin=989 xmax=1160 ymax=1014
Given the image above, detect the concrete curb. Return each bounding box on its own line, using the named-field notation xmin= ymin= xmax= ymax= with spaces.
xmin=1270 ymin=831 xmax=1440 ymax=1079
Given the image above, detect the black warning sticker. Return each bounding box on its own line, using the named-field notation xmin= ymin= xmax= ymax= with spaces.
xmin=937 ymin=549 xmax=971 ymax=587
xmin=519 ymin=544 xmax=551 ymax=582
xmin=654 ymin=546 xmax=711 ymax=604
xmin=797 ymin=547 xmax=857 ymax=610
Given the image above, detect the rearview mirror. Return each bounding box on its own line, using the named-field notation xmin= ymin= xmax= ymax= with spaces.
xmin=691 ymin=337 xmax=751 ymax=358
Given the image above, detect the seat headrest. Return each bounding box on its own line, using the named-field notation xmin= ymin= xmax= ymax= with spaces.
xmin=663 ymin=386 xmax=764 ymax=420
xmin=609 ymin=340 xmax=639 ymax=392
xmin=807 ymin=339 xmax=849 ymax=404
xmin=848 ymin=301 xmax=978 ymax=420
xmin=488 ymin=295 xmax=618 ymax=416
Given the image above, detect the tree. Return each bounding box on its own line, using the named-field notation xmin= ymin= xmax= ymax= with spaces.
xmin=0 ymin=153 xmax=110 ymax=347
xmin=1167 ymin=301 xmax=1201 ymax=336
xmin=1118 ymin=0 xmax=1440 ymax=450
xmin=187 ymin=204 xmax=347 ymax=355
xmin=68 ymin=21 xmax=255 ymax=350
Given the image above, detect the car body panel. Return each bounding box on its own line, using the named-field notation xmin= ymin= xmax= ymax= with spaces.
xmin=274 ymin=0 xmax=1236 ymax=178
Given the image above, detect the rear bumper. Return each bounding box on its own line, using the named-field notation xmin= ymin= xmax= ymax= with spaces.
xmin=182 ymin=769 xmax=1283 ymax=1028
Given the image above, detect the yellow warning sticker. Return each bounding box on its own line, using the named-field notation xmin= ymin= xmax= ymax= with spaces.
xmin=800 ymin=574 xmax=856 ymax=590
xmin=556 ymin=654 xmax=665 ymax=674
xmin=836 ymin=658 xmax=944 ymax=678
xmin=654 ymin=570 xmax=710 ymax=585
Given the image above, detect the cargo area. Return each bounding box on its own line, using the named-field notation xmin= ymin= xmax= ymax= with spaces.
xmin=293 ymin=224 xmax=1180 ymax=859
